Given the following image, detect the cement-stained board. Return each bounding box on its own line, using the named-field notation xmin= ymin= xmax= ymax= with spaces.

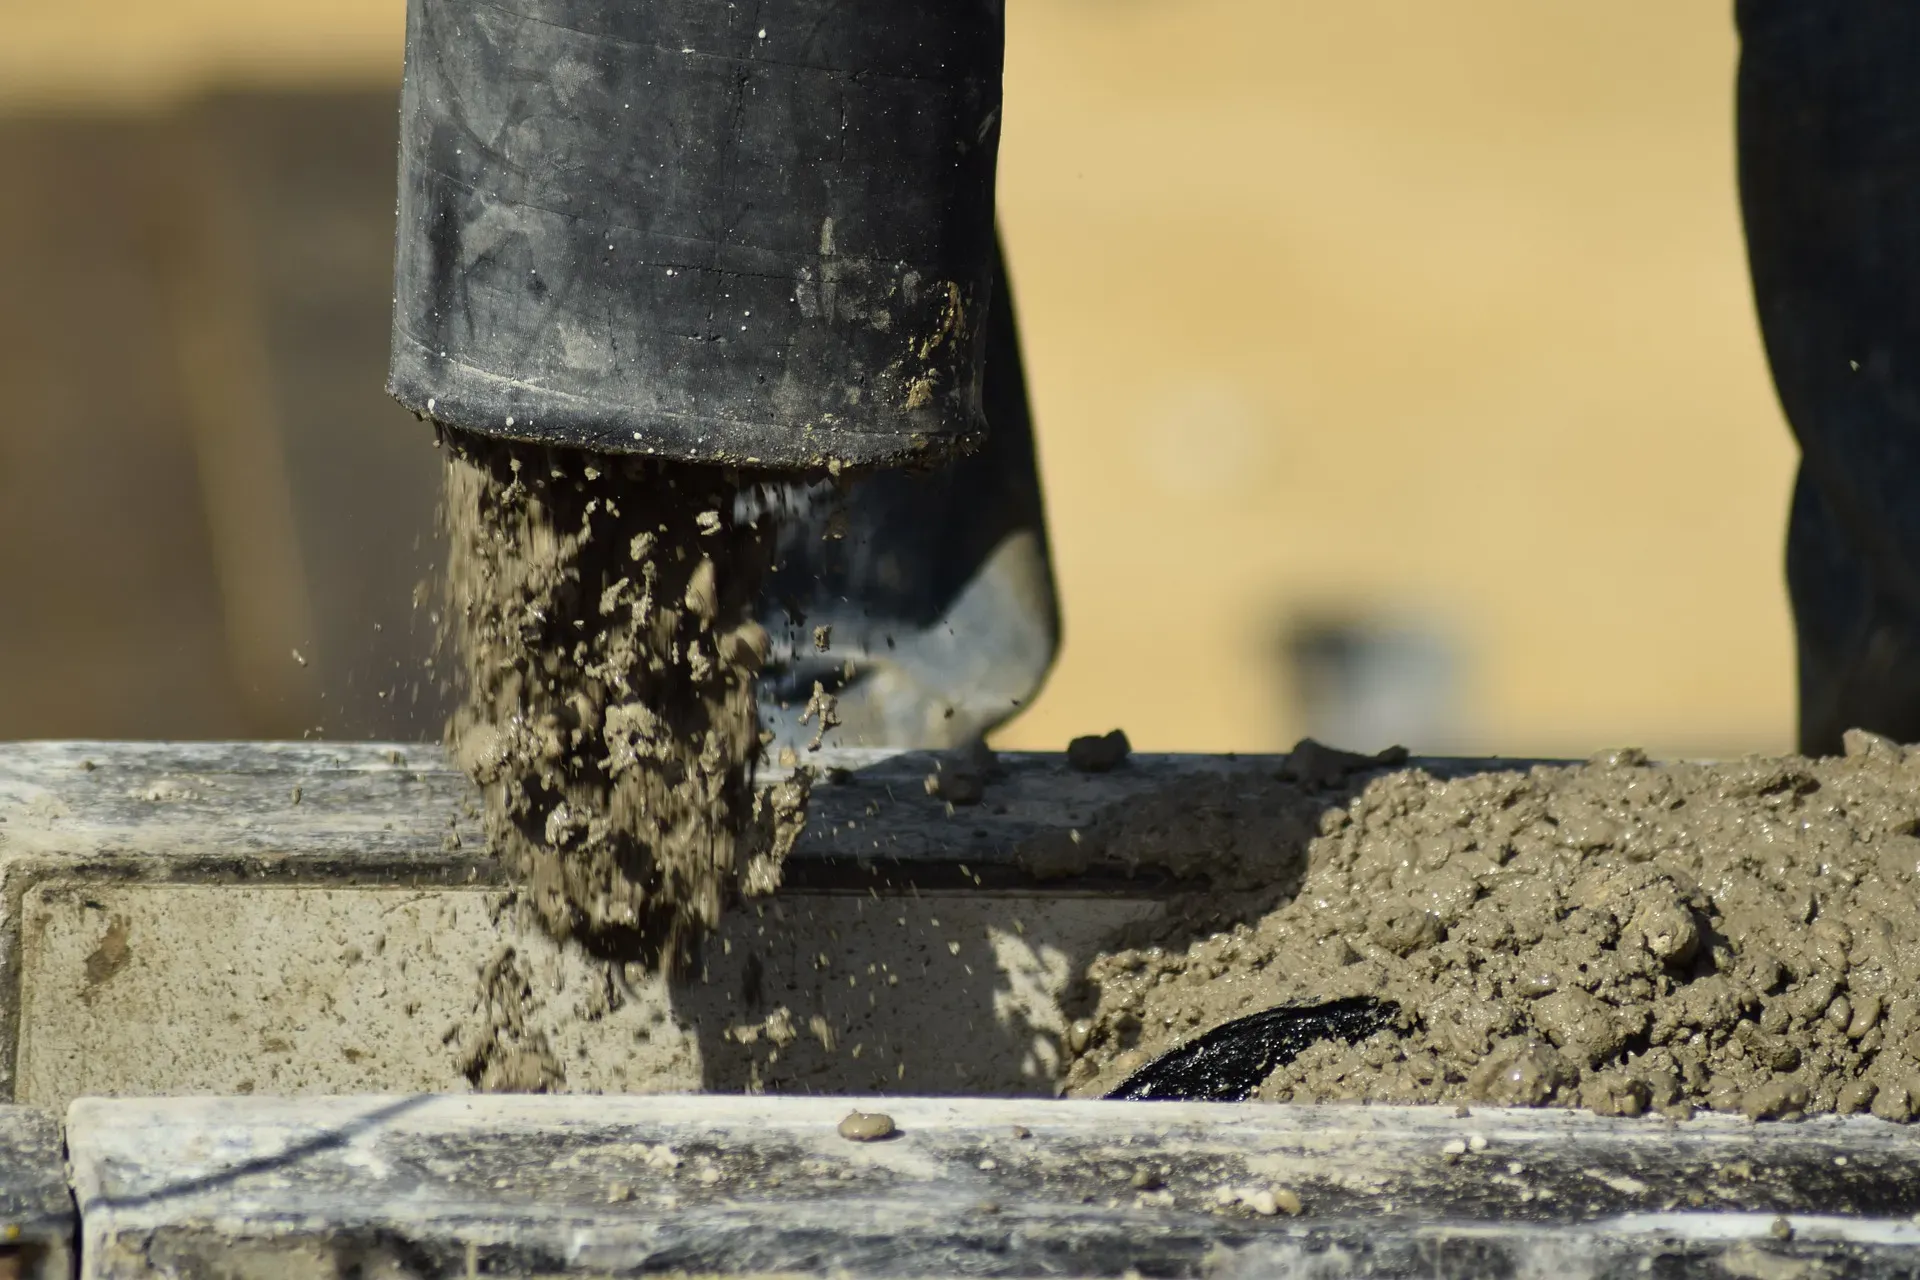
xmin=66 ymin=1092 xmax=1920 ymax=1278
xmin=0 ymin=741 xmax=1241 ymax=1108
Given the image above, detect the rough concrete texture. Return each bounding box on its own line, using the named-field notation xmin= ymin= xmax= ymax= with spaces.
xmin=20 ymin=885 xmax=687 ymax=1101
xmin=65 ymin=1093 xmax=1920 ymax=1278
xmin=0 ymin=1105 xmax=73 ymax=1279
xmin=0 ymin=741 xmax=487 ymax=1104
xmin=19 ymin=881 xmax=1148 ymax=1107
xmin=1066 ymin=736 xmax=1920 ymax=1123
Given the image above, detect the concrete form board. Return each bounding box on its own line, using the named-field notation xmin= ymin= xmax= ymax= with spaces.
xmin=0 ymin=741 xmax=1312 ymax=1108
xmin=65 ymin=1093 xmax=1920 ymax=1278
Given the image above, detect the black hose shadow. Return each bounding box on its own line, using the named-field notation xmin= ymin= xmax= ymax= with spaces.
xmin=81 ymin=1095 xmax=434 ymax=1212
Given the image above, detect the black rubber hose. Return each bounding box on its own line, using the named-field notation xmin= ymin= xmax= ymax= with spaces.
xmin=389 ymin=0 xmax=1005 ymax=469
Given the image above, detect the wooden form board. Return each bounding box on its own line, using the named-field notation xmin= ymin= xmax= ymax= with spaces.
xmin=0 ymin=738 xmax=1292 ymax=889
xmin=65 ymin=1092 xmax=1920 ymax=1278
xmin=0 ymin=740 xmax=1309 ymax=1109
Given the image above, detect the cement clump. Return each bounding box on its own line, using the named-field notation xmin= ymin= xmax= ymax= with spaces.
xmin=440 ymin=428 xmax=808 ymax=973
xmin=1067 ymin=731 xmax=1920 ymax=1121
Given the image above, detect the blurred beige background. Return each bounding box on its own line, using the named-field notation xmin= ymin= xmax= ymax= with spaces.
xmin=0 ymin=0 xmax=1796 ymax=757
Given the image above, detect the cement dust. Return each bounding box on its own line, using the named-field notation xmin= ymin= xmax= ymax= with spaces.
xmin=1067 ymin=732 xmax=1920 ymax=1122
xmin=438 ymin=428 xmax=810 ymax=1086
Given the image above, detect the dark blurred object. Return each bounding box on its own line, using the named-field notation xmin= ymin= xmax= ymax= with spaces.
xmin=0 ymin=89 xmax=445 ymax=741
xmin=1281 ymin=614 xmax=1461 ymax=756
xmin=1105 ymin=997 xmax=1399 ymax=1103
xmin=389 ymin=0 xmax=1004 ymax=468
xmin=1740 ymin=2 xmax=1920 ymax=755
xmin=758 ymin=240 xmax=1059 ymax=751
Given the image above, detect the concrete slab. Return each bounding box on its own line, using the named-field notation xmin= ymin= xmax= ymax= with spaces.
xmin=0 ymin=1105 xmax=73 ymax=1278
xmin=66 ymin=1093 xmax=1920 ymax=1278
xmin=1 ymin=740 xmax=1373 ymax=1108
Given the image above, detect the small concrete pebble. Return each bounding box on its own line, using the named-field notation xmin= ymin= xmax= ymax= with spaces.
xmin=1218 ymin=1185 xmax=1302 ymax=1217
xmin=1239 ymin=1188 xmax=1280 ymax=1216
xmin=837 ymin=1111 xmax=897 ymax=1142
xmin=1067 ymin=729 xmax=1132 ymax=773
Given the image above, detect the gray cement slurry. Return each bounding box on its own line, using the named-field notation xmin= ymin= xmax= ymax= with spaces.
xmin=63 ymin=1093 xmax=1920 ymax=1278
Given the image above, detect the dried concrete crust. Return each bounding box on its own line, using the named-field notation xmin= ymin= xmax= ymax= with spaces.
xmin=69 ymin=1094 xmax=1920 ymax=1277
xmin=1069 ymin=731 xmax=1920 ymax=1122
